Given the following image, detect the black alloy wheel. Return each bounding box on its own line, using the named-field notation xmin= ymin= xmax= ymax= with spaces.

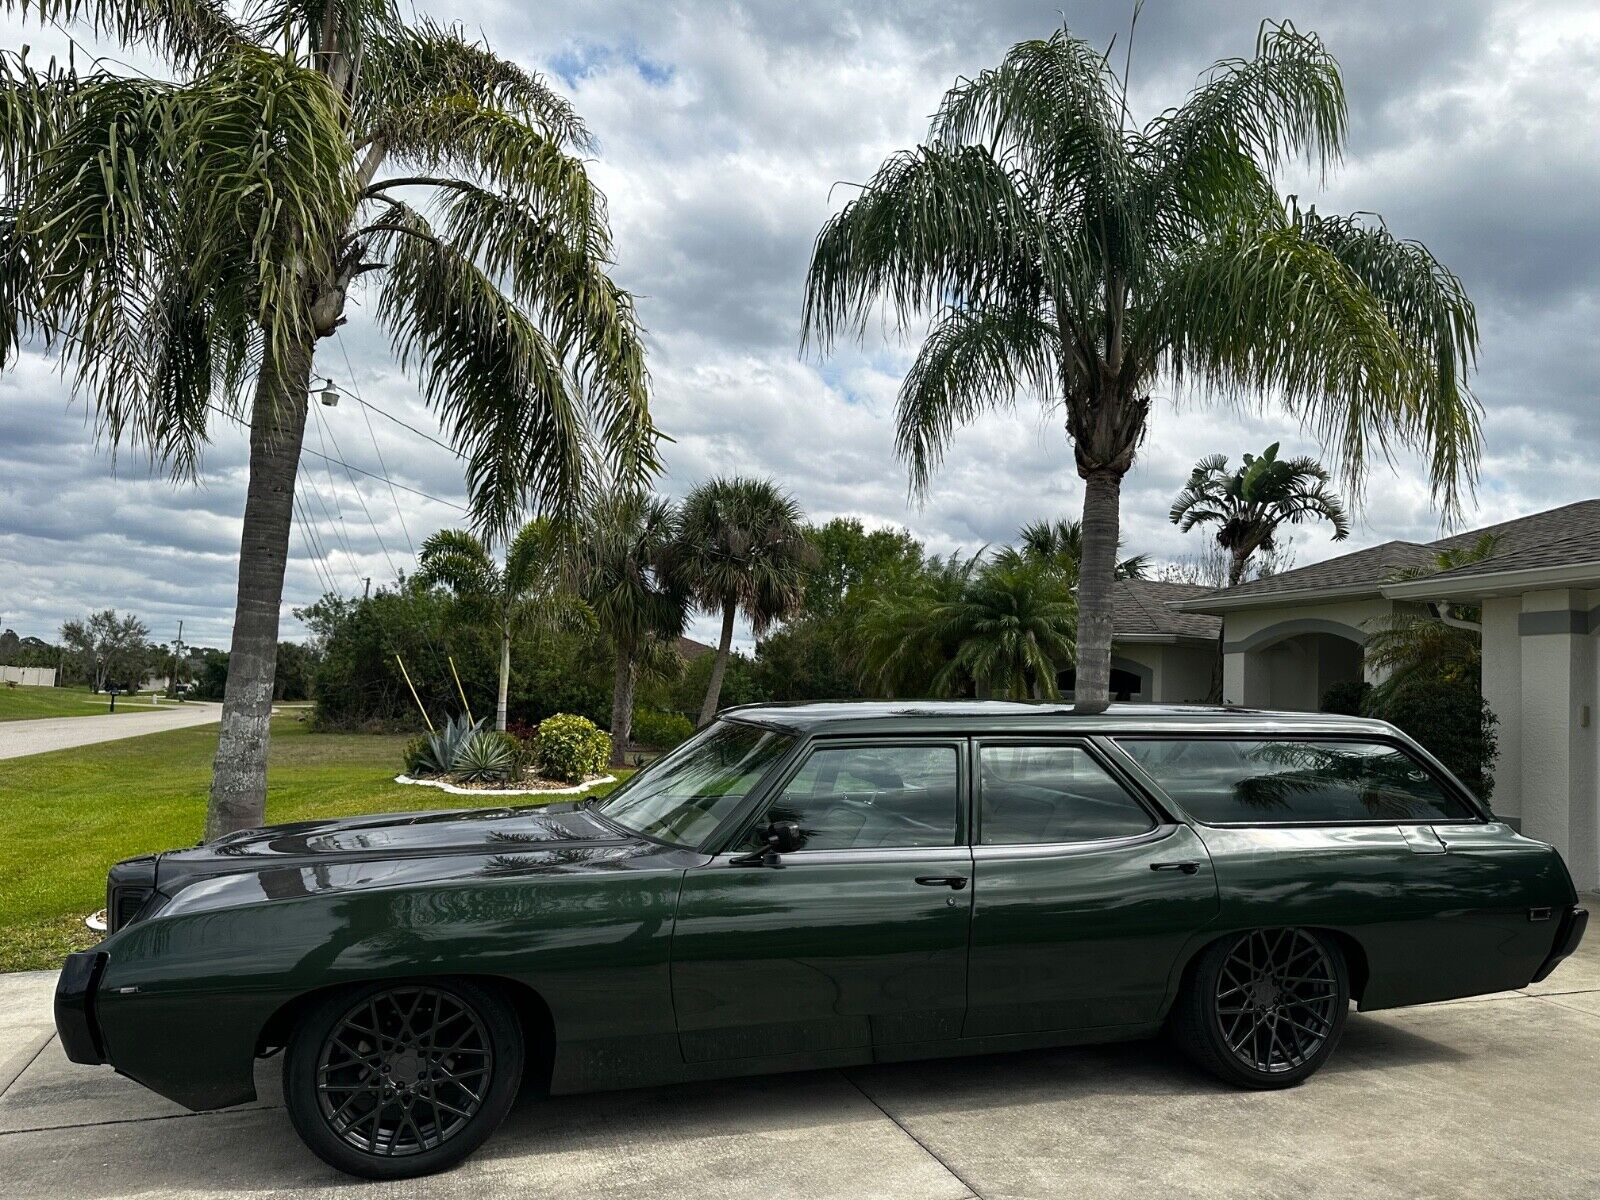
xmin=1170 ymin=927 xmax=1349 ymax=1089
xmin=285 ymin=979 xmax=524 ymax=1179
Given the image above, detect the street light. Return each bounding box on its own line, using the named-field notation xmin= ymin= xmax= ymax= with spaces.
xmin=316 ymin=377 xmax=341 ymax=407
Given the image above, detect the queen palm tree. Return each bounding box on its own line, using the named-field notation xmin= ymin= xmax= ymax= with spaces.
xmin=582 ymin=490 xmax=688 ymax=765
xmin=415 ymin=520 xmax=589 ymax=732
xmin=1170 ymin=442 xmax=1350 ymax=585
xmin=676 ymin=476 xmax=815 ymax=725
xmin=803 ymin=21 xmax=1479 ymax=712
xmin=1 ymin=2 xmax=655 ymax=837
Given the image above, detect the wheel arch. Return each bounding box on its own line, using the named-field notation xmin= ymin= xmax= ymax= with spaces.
xmin=1166 ymin=924 xmax=1372 ymax=1015
xmin=255 ymin=973 xmax=557 ymax=1089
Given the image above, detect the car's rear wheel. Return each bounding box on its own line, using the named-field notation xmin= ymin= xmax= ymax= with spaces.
xmin=283 ymin=979 xmax=523 ymax=1179
xmin=1170 ymin=927 xmax=1349 ymax=1088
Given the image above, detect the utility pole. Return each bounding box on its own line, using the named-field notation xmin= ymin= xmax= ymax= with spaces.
xmin=168 ymin=620 xmax=184 ymax=701
xmin=363 ymin=577 xmax=372 ymax=599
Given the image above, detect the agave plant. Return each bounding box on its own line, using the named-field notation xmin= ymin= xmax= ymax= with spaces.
xmin=412 ymin=714 xmax=486 ymax=776
xmin=451 ymin=731 xmax=516 ymax=784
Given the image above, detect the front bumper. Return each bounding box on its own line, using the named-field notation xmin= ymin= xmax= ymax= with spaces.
xmin=55 ymin=950 xmax=108 ymax=1065
xmin=1530 ymin=905 xmax=1589 ymax=984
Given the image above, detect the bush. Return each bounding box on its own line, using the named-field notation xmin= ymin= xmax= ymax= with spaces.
xmin=1319 ymin=679 xmax=1371 ymax=716
xmin=1364 ymin=678 xmax=1499 ymax=803
xmin=537 ymin=713 xmax=612 ymax=783
xmin=452 ymin=730 xmax=516 ymax=783
xmin=402 ymin=734 xmax=432 ymax=775
xmin=632 ymin=708 xmax=695 ymax=749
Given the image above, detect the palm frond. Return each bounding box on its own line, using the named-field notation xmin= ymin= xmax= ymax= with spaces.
xmin=7 ymin=0 xmax=245 ymax=71
xmin=370 ymin=205 xmax=586 ymax=538
xmin=895 ymin=304 xmax=1060 ymax=494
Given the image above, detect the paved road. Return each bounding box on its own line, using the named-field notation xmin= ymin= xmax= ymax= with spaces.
xmin=0 ymin=928 xmax=1595 ymax=1199
xmin=0 ymin=703 xmax=221 ymax=761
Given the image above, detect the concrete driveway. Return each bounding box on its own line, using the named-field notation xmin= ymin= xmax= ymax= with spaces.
xmin=0 ymin=929 xmax=1596 ymax=1200
xmin=0 ymin=703 xmax=221 ymax=761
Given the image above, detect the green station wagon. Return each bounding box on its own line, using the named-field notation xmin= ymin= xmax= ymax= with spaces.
xmin=56 ymin=702 xmax=1588 ymax=1178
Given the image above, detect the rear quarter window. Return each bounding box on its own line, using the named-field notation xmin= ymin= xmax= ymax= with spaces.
xmin=1114 ymin=738 xmax=1476 ymax=825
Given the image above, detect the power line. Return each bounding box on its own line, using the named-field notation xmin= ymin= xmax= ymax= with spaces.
xmin=339 ymin=330 xmax=420 ymax=560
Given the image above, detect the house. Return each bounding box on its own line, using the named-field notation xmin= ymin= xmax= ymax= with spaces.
xmin=1170 ymin=498 xmax=1600 ymax=888
xmin=1060 ymin=579 xmax=1221 ymax=703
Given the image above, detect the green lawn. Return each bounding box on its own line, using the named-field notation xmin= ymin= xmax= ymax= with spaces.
xmin=0 ymin=684 xmax=166 ymax=721
xmin=0 ymin=715 xmax=629 ymax=972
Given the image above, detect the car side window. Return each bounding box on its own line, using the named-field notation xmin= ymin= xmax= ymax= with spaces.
xmin=1117 ymin=738 xmax=1476 ymax=824
xmin=744 ymin=744 xmax=960 ymax=851
xmin=979 ymin=744 xmax=1155 ymax=844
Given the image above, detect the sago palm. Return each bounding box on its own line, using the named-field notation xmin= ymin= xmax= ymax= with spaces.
xmin=415 ymin=520 xmax=589 ymax=732
xmin=803 ymin=20 xmax=1479 ymax=711
xmin=0 ymin=1 xmax=655 ymax=837
xmin=582 ymin=489 xmax=688 ymax=765
xmin=1170 ymin=442 xmax=1349 ymax=585
xmin=676 ymin=476 xmax=814 ymax=726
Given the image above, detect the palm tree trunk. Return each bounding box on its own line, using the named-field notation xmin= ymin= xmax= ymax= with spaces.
xmin=1073 ymin=467 xmax=1123 ymax=713
xmin=1227 ymin=547 xmax=1250 ymax=587
xmin=206 ymin=341 xmax=314 ymax=840
xmin=698 ymin=600 xmax=738 ymax=727
xmin=609 ymin=645 xmax=636 ymax=767
xmin=496 ymin=625 xmax=511 ymax=732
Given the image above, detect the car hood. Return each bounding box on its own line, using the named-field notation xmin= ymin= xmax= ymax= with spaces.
xmin=160 ymin=801 xmax=633 ymax=871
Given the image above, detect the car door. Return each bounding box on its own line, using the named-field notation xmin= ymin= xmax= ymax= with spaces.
xmin=670 ymin=739 xmax=973 ymax=1063
xmin=964 ymin=738 xmax=1221 ymax=1038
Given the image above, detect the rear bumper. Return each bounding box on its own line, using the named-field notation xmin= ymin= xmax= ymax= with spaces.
xmin=54 ymin=950 xmax=108 ymax=1065
xmin=1530 ymin=905 xmax=1588 ymax=984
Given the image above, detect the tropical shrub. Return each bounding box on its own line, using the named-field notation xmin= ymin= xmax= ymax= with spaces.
xmin=633 ymin=709 xmax=695 ymax=749
xmin=452 ymin=730 xmax=517 ymax=784
xmin=1318 ymin=679 xmax=1371 ymax=716
xmin=1364 ymin=679 xmax=1499 ymax=803
xmin=402 ymin=734 xmax=432 ymax=775
xmin=537 ymin=713 xmax=612 ymax=782
xmin=411 ymin=714 xmax=486 ymax=776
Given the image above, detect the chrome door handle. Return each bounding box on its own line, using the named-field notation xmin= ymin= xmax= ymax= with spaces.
xmin=915 ymin=875 xmax=968 ymax=890
xmin=1150 ymin=861 xmax=1201 ymax=875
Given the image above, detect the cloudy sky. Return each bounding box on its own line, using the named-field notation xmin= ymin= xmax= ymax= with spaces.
xmin=2 ymin=0 xmax=1597 ymax=651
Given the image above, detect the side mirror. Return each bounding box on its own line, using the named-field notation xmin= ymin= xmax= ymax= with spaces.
xmin=764 ymin=820 xmax=803 ymax=854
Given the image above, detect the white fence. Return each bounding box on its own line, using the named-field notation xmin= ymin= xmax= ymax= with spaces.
xmin=0 ymin=665 xmax=57 ymax=687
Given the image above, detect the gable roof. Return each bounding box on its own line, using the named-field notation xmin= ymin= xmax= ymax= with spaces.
xmin=1173 ymin=498 xmax=1600 ymax=613
xmin=1112 ymin=579 xmax=1222 ymax=641
xmin=676 ymin=635 xmax=716 ymax=661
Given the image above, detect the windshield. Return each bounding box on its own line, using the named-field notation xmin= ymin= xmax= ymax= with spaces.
xmin=594 ymin=720 xmax=796 ymax=847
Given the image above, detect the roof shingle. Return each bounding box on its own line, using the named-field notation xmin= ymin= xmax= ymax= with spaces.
xmin=1112 ymin=579 xmax=1222 ymax=640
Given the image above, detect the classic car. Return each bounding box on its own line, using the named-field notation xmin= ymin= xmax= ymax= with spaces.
xmin=56 ymin=702 xmax=1587 ymax=1178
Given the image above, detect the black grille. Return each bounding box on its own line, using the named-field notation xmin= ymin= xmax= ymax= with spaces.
xmin=108 ymin=886 xmax=153 ymax=933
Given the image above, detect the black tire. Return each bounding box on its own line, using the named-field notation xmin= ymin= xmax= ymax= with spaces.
xmin=1170 ymin=928 xmax=1349 ymax=1089
xmin=283 ymin=979 xmax=524 ymax=1179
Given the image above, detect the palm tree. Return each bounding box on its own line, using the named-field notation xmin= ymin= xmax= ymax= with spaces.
xmin=1170 ymin=443 xmax=1350 ymax=586
xmin=855 ymin=552 xmax=978 ymax=697
xmin=1 ymin=2 xmax=655 ymax=838
xmin=1010 ymin=518 xmax=1148 ymax=582
xmin=803 ymin=21 xmax=1479 ymax=712
xmin=932 ymin=558 xmax=1076 ymax=700
xmin=676 ymin=476 xmax=814 ymax=726
xmin=1364 ymin=534 xmax=1499 ymax=703
xmin=582 ymin=490 xmax=688 ymax=765
xmin=415 ymin=521 xmax=588 ymax=731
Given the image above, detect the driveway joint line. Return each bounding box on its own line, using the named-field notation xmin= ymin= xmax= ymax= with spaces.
xmin=0 ymin=1032 xmax=54 ymax=1101
xmin=0 ymin=1102 xmax=284 ymax=1138
xmin=840 ymin=1069 xmax=983 ymax=1200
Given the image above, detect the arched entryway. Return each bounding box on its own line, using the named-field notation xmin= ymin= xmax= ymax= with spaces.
xmin=1225 ymin=619 xmax=1366 ymax=711
xmin=1059 ymin=656 xmax=1154 ymax=702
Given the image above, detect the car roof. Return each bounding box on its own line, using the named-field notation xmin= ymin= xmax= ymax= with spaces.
xmin=719 ymin=699 xmax=1397 ymax=738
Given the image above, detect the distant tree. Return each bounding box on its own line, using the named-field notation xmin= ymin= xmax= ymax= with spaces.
xmin=1008 ymin=518 xmax=1148 ymax=581
xmin=416 ymin=520 xmax=589 ymax=730
xmin=676 ymin=477 xmax=814 ymax=725
xmin=59 ymin=610 xmax=150 ymax=692
xmin=799 ymin=518 xmax=925 ymax=620
xmin=1170 ymin=443 xmax=1349 ymax=585
xmin=582 ymin=491 xmax=689 ymax=764
xmin=804 ymin=21 xmax=1480 ymax=711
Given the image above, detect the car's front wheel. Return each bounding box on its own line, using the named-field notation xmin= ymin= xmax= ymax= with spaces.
xmin=1170 ymin=927 xmax=1349 ymax=1088
xmin=283 ymin=979 xmax=524 ymax=1179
